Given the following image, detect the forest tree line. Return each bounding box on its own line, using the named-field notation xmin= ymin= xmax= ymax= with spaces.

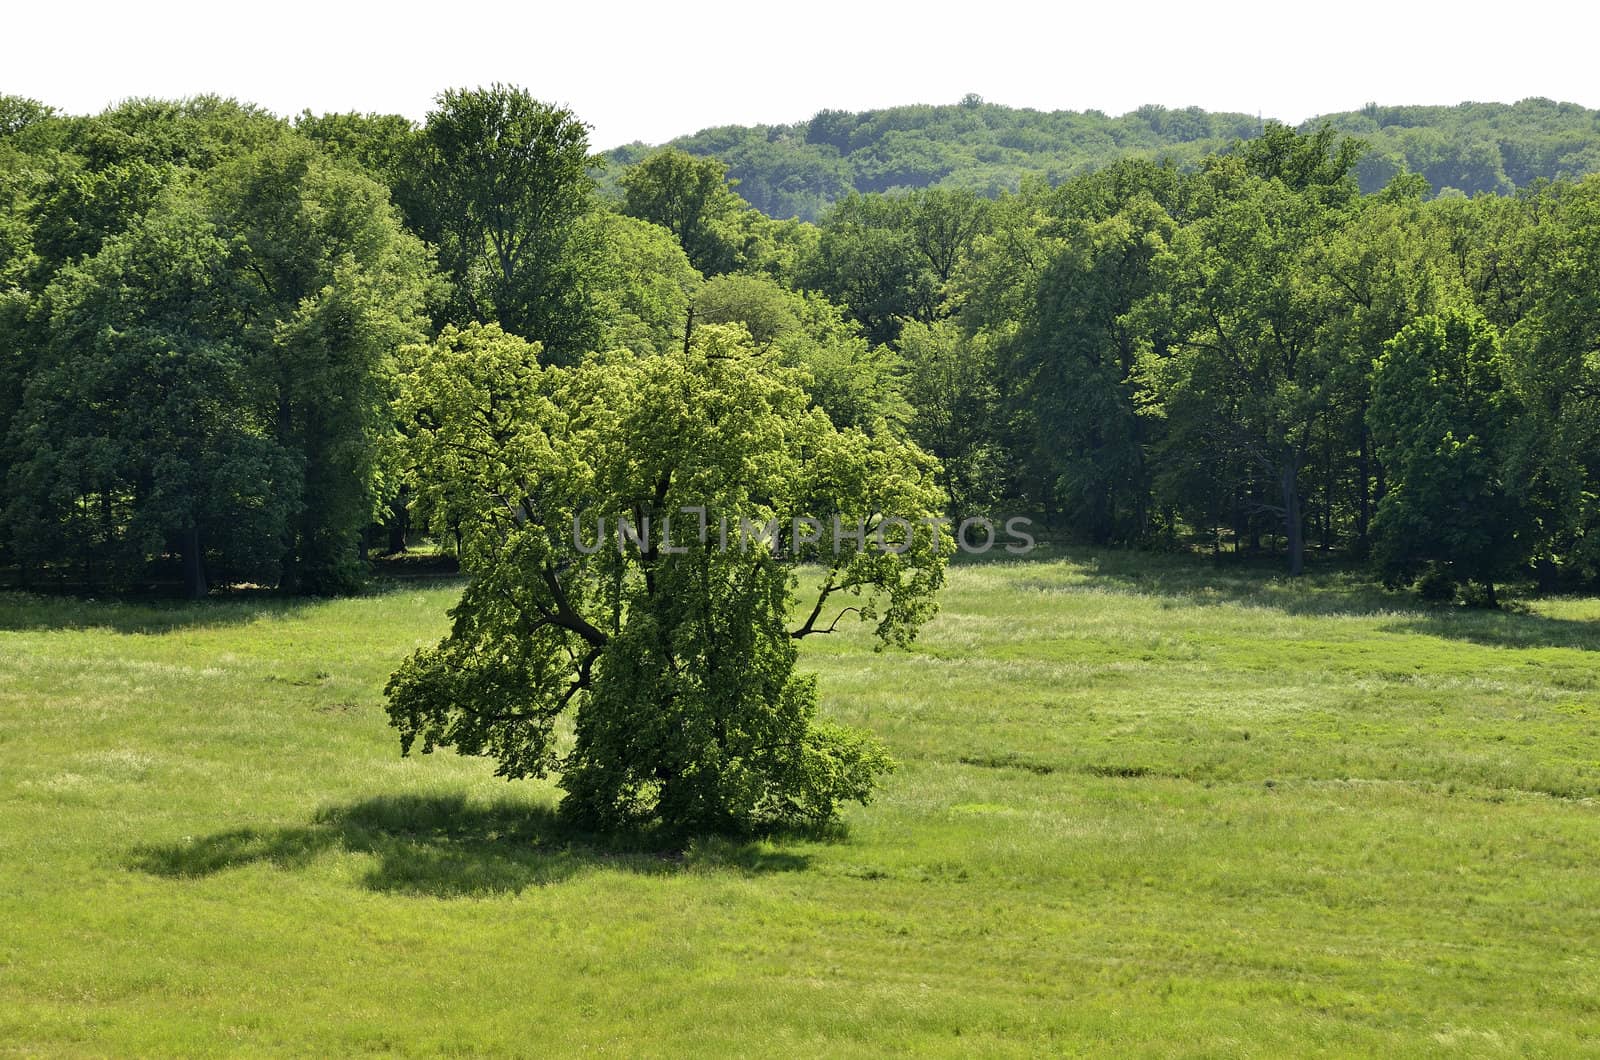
xmin=608 ymin=96 xmax=1600 ymax=220
xmin=1 ymin=88 xmax=1596 ymax=603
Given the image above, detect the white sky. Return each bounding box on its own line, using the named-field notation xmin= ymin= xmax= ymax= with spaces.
xmin=9 ymin=0 xmax=1598 ymax=149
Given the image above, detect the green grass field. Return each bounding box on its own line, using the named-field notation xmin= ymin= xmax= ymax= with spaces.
xmin=2 ymin=552 xmax=1598 ymax=1056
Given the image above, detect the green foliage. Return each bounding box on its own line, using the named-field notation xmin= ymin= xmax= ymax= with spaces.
xmin=0 ymin=95 xmax=55 ymax=139
xmin=898 ymin=320 xmax=1012 ymax=515
xmin=800 ymin=193 xmax=941 ymax=347
xmin=1238 ymin=121 xmax=1365 ymax=204
xmin=386 ymin=323 xmax=948 ymax=833
xmin=25 ymin=157 xmax=174 ymax=283
xmin=901 ymin=187 xmax=989 ymax=284
xmin=1414 ymin=564 xmax=1459 ymax=602
xmin=1497 ymin=176 xmax=1600 ymax=583
xmin=623 ymin=98 xmax=1600 ymax=221
xmin=692 ymin=272 xmax=802 ymax=349
xmin=618 ymin=148 xmax=745 ymax=275
xmin=633 ymin=100 xmax=1260 ymax=219
xmin=203 ymin=136 xmax=433 ymax=592
xmin=1334 ymin=98 xmax=1600 ymax=194
xmin=591 ymin=211 xmax=701 ymax=356
xmin=62 ymin=96 xmax=286 ymax=173
xmin=797 ymin=188 xmax=986 ymax=349
xmin=1009 ymin=191 xmax=1175 ymax=542
xmin=692 ymin=274 xmax=907 ymax=432
xmin=1146 ymin=158 xmax=1347 ymax=574
xmin=776 ymin=306 xmax=908 ymax=436
xmin=1369 ymin=307 xmax=1529 ymax=601
xmin=16 ymin=97 xmax=286 ymax=292
xmin=5 ymin=194 xmax=294 ymax=594
xmin=1 ymin=123 xmax=431 ymax=595
xmin=293 ymin=110 xmax=419 ymax=190
xmin=408 ymin=85 xmax=604 ymax=361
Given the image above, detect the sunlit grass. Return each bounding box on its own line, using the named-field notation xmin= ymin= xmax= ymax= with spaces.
xmin=1 ymin=554 xmax=1597 ymax=1054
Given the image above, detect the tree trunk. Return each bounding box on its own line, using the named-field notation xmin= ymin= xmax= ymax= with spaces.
xmin=277 ymin=390 xmax=299 ymax=593
xmin=1320 ymin=434 xmax=1333 ymax=552
xmin=1356 ymin=421 xmax=1372 ymax=548
xmin=1132 ymin=420 xmax=1149 ymax=543
xmin=385 ymin=486 xmax=410 ymax=555
xmin=1280 ymin=457 xmax=1304 ymax=577
xmin=1232 ymin=489 xmax=1244 ymax=555
xmin=182 ymin=525 xmax=208 ymax=600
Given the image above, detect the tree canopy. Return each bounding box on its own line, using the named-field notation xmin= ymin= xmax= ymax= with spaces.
xmin=1369 ymin=308 xmax=1527 ymax=602
xmin=385 ymin=322 xmax=948 ymax=831
xmin=608 ymin=97 xmax=1600 ymax=220
xmin=406 ymin=85 xmax=605 ymax=362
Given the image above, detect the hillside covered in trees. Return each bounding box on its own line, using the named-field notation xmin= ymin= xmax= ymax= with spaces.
xmin=607 ymin=97 xmax=1600 ymax=219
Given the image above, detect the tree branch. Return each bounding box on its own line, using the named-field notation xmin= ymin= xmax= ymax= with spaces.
xmin=541 ymin=562 xmax=609 ymax=648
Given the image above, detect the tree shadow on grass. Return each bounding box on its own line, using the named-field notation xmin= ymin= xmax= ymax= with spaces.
xmin=129 ymin=793 xmax=815 ymax=897
xmin=1383 ymin=611 xmax=1600 ymax=652
xmin=0 ymin=576 xmax=464 ymax=635
xmin=1068 ymin=552 xmax=1414 ymax=615
xmin=1051 ymin=552 xmax=1599 ymax=651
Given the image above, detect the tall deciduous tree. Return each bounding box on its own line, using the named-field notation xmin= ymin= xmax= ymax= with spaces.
xmin=208 ymin=137 xmax=433 ymax=593
xmin=902 ymin=187 xmax=988 ymax=285
xmin=618 ymin=148 xmax=744 ymax=276
xmin=408 ymin=85 xmax=604 ymax=362
xmin=801 ymin=193 xmax=940 ymax=347
xmin=1011 ymin=194 xmax=1175 ymax=543
xmin=1498 ymin=176 xmax=1600 ymax=583
xmin=1147 ymin=156 xmax=1348 ymax=574
xmin=4 ymin=193 xmax=295 ymax=597
xmin=1369 ymin=307 xmax=1528 ymax=604
xmin=386 ymin=323 xmax=949 ymax=833
xmin=1308 ymin=175 xmax=1458 ymax=554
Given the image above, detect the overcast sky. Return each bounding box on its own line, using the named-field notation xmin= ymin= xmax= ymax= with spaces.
xmin=10 ymin=1 xmax=1597 ymax=148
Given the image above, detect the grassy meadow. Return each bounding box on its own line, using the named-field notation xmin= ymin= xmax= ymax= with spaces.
xmin=1 ymin=551 xmax=1598 ymax=1055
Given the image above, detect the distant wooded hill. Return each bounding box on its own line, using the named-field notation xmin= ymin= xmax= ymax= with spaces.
xmin=607 ymin=97 xmax=1600 ymax=220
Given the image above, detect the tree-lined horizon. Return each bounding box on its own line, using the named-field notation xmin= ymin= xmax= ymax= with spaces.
xmin=3 ymin=86 xmax=1598 ymax=611
xmin=608 ymin=95 xmax=1600 ymax=219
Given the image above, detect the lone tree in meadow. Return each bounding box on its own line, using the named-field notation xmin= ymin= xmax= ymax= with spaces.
xmin=385 ymin=323 xmax=950 ymax=833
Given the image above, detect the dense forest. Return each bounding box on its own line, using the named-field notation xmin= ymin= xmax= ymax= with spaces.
xmin=2 ymin=88 xmax=1598 ymax=606
xmin=607 ymin=97 xmax=1600 ymax=219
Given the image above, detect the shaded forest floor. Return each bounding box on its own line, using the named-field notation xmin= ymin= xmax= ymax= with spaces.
xmin=1 ymin=551 xmax=1597 ymax=1054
